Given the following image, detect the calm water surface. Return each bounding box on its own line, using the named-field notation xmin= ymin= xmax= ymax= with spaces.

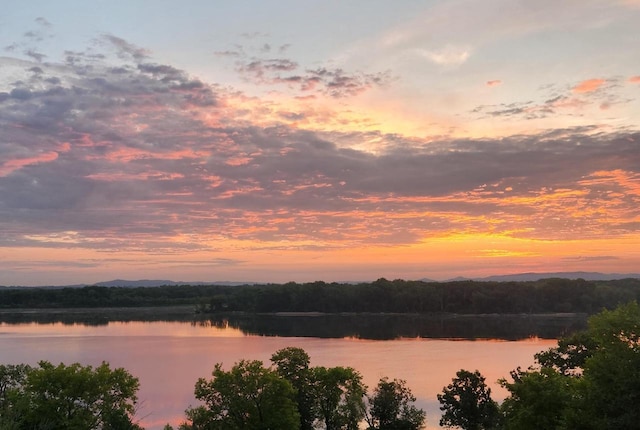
xmin=0 ymin=321 xmax=556 ymax=429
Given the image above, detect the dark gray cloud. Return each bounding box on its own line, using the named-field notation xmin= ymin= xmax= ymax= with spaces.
xmin=35 ymin=17 xmax=52 ymax=28
xmin=473 ymin=78 xmax=632 ymax=119
xmin=236 ymin=59 xmax=392 ymax=98
xmin=3 ymin=17 xmax=54 ymax=63
xmin=99 ymin=34 xmax=150 ymax=62
xmin=223 ymin=43 xmax=392 ymax=98
xmin=1 ymin=36 xmax=639 ymax=252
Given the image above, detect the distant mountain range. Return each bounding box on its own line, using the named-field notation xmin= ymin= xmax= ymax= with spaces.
xmin=100 ymin=272 xmax=638 ymax=287
xmin=439 ymin=271 xmax=640 ymax=282
xmin=0 ymin=279 xmax=254 ymax=289
xmin=2 ymin=272 xmax=639 ymax=289
xmin=92 ymin=279 xmax=253 ymax=287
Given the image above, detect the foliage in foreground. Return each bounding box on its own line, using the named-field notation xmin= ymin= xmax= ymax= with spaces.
xmin=433 ymin=301 xmax=640 ymax=429
xmin=366 ymin=377 xmax=427 ymax=430
xmin=0 ymin=361 xmax=141 ymax=429
xmin=498 ymin=301 xmax=640 ymax=429
xmin=178 ymin=347 xmax=425 ymax=430
xmin=438 ymin=370 xmax=499 ymax=430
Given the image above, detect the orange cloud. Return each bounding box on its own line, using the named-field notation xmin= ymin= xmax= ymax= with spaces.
xmin=629 ymin=75 xmax=640 ymax=83
xmin=573 ymin=78 xmax=606 ymax=93
xmin=486 ymin=80 xmax=502 ymax=87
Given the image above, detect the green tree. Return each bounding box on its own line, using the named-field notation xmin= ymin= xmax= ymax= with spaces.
xmin=312 ymin=366 xmax=366 ymax=430
xmin=0 ymin=361 xmax=140 ymax=430
xmin=366 ymin=377 xmax=425 ymax=430
xmin=499 ymin=366 xmax=575 ymax=430
xmin=0 ymin=364 xmax=30 ymax=428
xmin=566 ymin=301 xmax=640 ymax=429
xmin=534 ymin=330 xmax=597 ymax=376
xmin=500 ymin=301 xmax=640 ymax=430
xmin=185 ymin=359 xmax=299 ymax=430
xmin=271 ymin=347 xmax=315 ymax=430
xmin=437 ymin=369 xmax=499 ymax=430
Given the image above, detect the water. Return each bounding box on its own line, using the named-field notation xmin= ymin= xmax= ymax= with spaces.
xmin=0 ymin=319 xmax=558 ymax=429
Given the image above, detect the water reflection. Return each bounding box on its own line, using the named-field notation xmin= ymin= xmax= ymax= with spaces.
xmin=205 ymin=313 xmax=586 ymax=340
xmin=0 ymin=308 xmax=587 ymax=340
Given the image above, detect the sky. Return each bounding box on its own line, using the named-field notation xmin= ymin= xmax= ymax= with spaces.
xmin=1 ymin=0 xmax=639 ymax=286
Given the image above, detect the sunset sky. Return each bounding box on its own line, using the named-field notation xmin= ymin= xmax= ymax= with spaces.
xmin=1 ymin=0 xmax=639 ymax=286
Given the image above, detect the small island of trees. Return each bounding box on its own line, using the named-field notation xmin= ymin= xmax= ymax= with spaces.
xmin=2 ymin=301 xmax=640 ymax=429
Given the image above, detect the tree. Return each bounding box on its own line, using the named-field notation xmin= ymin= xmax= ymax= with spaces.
xmin=534 ymin=331 xmax=597 ymax=376
xmin=271 ymin=347 xmax=315 ymax=430
xmin=366 ymin=377 xmax=426 ymax=430
xmin=565 ymin=301 xmax=640 ymax=429
xmin=0 ymin=363 xmax=30 ymax=428
xmin=185 ymin=359 xmax=299 ymax=430
xmin=500 ymin=301 xmax=640 ymax=430
xmin=0 ymin=361 xmax=140 ymax=430
xmin=312 ymin=366 xmax=366 ymax=430
xmin=499 ymin=366 xmax=575 ymax=430
xmin=438 ymin=369 xmax=499 ymax=430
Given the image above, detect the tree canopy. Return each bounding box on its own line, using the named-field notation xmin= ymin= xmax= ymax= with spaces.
xmin=366 ymin=377 xmax=426 ymax=430
xmin=438 ymin=369 xmax=499 ymax=430
xmin=184 ymin=359 xmax=300 ymax=430
xmin=500 ymin=301 xmax=640 ymax=429
xmin=0 ymin=361 xmax=141 ymax=430
xmin=179 ymin=348 xmax=423 ymax=430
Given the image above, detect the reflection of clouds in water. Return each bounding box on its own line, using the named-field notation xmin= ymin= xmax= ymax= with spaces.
xmin=0 ymin=322 xmax=555 ymax=430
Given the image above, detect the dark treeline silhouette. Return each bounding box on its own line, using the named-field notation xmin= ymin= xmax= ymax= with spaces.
xmin=2 ymin=277 xmax=640 ymax=315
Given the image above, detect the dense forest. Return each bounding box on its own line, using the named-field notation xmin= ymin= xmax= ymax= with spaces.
xmin=2 ymin=302 xmax=640 ymax=429
xmin=2 ymin=277 xmax=640 ymax=314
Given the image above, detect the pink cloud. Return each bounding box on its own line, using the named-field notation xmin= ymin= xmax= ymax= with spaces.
xmin=0 ymin=151 xmax=59 ymax=177
xmin=225 ymin=156 xmax=253 ymax=166
xmin=629 ymin=75 xmax=640 ymax=84
xmin=550 ymin=96 xmax=588 ymax=110
xmin=86 ymin=171 xmax=185 ymax=181
xmin=486 ymin=80 xmax=502 ymax=87
xmin=92 ymin=147 xmax=209 ymax=163
xmin=573 ymin=78 xmax=606 ymax=93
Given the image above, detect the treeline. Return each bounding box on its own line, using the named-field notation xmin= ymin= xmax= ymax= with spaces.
xmin=2 ymin=277 xmax=640 ymax=314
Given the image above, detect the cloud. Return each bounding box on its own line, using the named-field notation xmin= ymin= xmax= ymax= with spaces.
xmin=220 ymin=44 xmax=392 ymax=98
xmin=1 ymin=36 xmax=639 ymax=254
xmin=3 ymin=17 xmax=54 ymax=63
xmin=629 ymin=75 xmax=640 ymax=84
xmin=573 ymin=78 xmax=606 ymax=93
xmin=561 ymin=255 xmax=620 ymax=262
xmin=473 ymin=77 xmax=629 ymax=119
xmin=99 ymin=34 xmax=150 ymax=62
xmin=416 ymin=45 xmax=471 ymax=66
xmin=0 ymin=151 xmax=60 ymax=177
xmin=618 ymin=0 xmax=640 ymax=8
xmin=486 ymin=80 xmax=502 ymax=87
xmin=35 ymin=17 xmax=52 ymax=27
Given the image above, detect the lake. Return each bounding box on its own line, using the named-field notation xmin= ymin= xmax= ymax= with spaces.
xmin=0 ymin=312 xmax=581 ymax=429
